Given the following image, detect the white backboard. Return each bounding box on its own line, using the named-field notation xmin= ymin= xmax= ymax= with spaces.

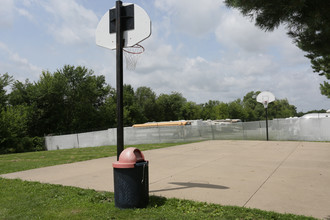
xmin=256 ymin=91 xmax=275 ymax=108
xmin=95 ymin=3 xmax=151 ymax=50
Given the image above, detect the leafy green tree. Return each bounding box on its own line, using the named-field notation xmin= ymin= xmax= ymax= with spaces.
xmin=181 ymin=101 xmax=202 ymax=120
xmin=228 ymin=99 xmax=248 ymax=120
xmin=58 ymin=65 xmax=110 ymax=132
xmin=201 ymin=100 xmax=220 ymax=120
xmin=9 ymin=65 xmax=111 ymax=135
xmin=201 ymin=101 xmax=231 ymax=120
xmin=8 ymin=80 xmax=34 ymax=106
xmin=225 ymin=0 xmax=330 ymax=98
xmin=156 ymin=92 xmax=187 ymax=121
xmin=122 ymin=84 xmax=143 ymax=126
xmin=32 ymin=71 xmax=68 ymax=135
xmin=241 ymin=91 xmax=297 ymax=120
xmin=99 ymin=88 xmax=117 ymax=128
xmin=268 ymin=99 xmax=297 ymax=119
xmin=214 ymin=102 xmax=230 ymax=119
xmin=0 ymin=73 xmax=13 ymax=109
xmin=135 ymin=86 xmax=158 ymax=122
xmin=307 ymin=55 xmax=330 ymax=98
xmin=1 ymin=75 xmax=45 ymax=154
xmin=242 ymin=91 xmax=264 ymax=121
xmin=0 ymin=105 xmax=31 ymax=153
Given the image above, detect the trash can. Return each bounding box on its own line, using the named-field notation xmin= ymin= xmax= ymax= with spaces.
xmin=112 ymin=147 xmax=149 ymax=209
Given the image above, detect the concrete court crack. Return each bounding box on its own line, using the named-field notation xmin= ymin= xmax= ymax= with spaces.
xmin=243 ymin=142 xmax=301 ymax=207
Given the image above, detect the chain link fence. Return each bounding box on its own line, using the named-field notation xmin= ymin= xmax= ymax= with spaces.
xmin=45 ymin=118 xmax=330 ymax=150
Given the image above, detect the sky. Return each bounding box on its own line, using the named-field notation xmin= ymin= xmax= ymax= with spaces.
xmin=0 ymin=0 xmax=329 ymax=112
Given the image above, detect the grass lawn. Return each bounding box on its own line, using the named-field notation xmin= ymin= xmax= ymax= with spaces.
xmin=0 ymin=143 xmax=316 ymax=219
xmin=0 ymin=178 xmax=315 ymax=220
xmin=0 ymin=143 xmax=189 ymax=174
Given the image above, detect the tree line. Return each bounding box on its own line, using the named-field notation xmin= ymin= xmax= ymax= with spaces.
xmin=0 ymin=65 xmax=321 ymax=154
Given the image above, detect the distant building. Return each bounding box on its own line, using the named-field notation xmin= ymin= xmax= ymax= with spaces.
xmin=132 ymin=120 xmax=191 ymax=128
xmin=301 ymin=113 xmax=330 ymax=119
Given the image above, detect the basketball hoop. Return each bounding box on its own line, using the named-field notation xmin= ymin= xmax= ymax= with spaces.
xmin=256 ymin=91 xmax=275 ymax=141
xmin=123 ymin=44 xmax=145 ymax=71
xmin=257 ymin=91 xmax=275 ymax=109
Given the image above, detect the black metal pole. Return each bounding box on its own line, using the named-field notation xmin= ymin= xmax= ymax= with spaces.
xmin=116 ymin=0 xmax=124 ymax=160
xmin=265 ymin=107 xmax=269 ymax=141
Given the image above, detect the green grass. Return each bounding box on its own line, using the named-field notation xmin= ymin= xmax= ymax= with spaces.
xmin=0 ymin=143 xmax=189 ymax=175
xmin=0 ymin=142 xmax=317 ymax=219
xmin=0 ymin=178 xmax=315 ymax=220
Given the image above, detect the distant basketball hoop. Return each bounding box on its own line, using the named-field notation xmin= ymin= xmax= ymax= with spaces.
xmin=256 ymin=91 xmax=276 ymax=141
xmin=257 ymin=91 xmax=275 ymax=109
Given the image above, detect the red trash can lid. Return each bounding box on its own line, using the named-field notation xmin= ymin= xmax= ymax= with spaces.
xmin=113 ymin=147 xmax=146 ymax=168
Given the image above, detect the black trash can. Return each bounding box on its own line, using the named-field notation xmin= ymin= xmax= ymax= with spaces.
xmin=113 ymin=147 xmax=149 ymax=209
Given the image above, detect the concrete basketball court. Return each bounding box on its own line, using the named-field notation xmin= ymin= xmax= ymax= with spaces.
xmin=1 ymin=140 xmax=330 ymax=219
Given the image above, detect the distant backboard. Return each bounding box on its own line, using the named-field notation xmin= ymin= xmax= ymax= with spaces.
xmin=257 ymin=91 xmax=275 ymax=108
xmin=95 ymin=3 xmax=151 ymax=50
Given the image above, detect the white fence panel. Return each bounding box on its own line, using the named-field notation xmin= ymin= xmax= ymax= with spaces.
xmin=45 ymin=118 xmax=330 ymax=150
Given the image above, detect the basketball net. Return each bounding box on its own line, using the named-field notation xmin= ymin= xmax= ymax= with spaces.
xmin=123 ymin=44 xmax=144 ymax=71
xmin=263 ymin=100 xmax=269 ymax=108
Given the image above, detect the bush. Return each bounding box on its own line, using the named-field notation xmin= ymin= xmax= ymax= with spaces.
xmin=0 ymin=105 xmax=46 ymax=154
xmin=0 ymin=136 xmax=45 ymax=154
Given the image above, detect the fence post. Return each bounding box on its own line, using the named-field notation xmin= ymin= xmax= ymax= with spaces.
xmin=182 ymin=126 xmax=185 ymax=142
xmin=241 ymin=122 xmax=245 ymax=140
xmin=76 ymin=133 xmax=79 ymax=148
xmin=211 ymin=124 xmax=215 ymax=140
xmin=158 ymin=126 xmax=161 ymax=143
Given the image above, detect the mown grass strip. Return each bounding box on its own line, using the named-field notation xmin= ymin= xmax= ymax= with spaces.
xmin=0 ymin=178 xmax=315 ymax=220
xmin=0 ymin=142 xmax=193 ymax=174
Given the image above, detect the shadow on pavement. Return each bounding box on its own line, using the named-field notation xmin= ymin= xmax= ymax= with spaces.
xmin=150 ymin=181 xmax=229 ymax=193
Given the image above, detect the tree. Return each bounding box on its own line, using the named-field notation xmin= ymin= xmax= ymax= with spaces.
xmin=156 ymin=92 xmax=187 ymax=121
xmin=8 ymin=80 xmax=34 ymax=106
xmin=181 ymin=101 xmax=202 ymax=120
xmin=122 ymin=84 xmax=143 ymax=126
xmin=242 ymin=91 xmax=265 ymax=121
xmin=201 ymin=100 xmax=220 ymax=120
xmin=8 ymin=65 xmax=111 ymax=135
xmin=99 ymin=88 xmax=117 ymax=128
xmin=228 ymin=99 xmax=248 ymax=120
xmin=135 ymin=86 xmax=158 ymax=122
xmin=0 ymin=105 xmax=28 ymax=153
xmin=0 ymin=73 xmax=13 ymax=109
xmin=268 ymin=99 xmax=297 ymax=119
xmin=57 ymin=65 xmax=111 ymax=132
xmin=216 ymin=102 xmax=230 ymax=119
xmin=225 ymin=0 xmax=330 ymax=97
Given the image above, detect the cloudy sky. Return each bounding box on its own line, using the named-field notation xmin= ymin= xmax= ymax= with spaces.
xmin=0 ymin=0 xmax=329 ymax=112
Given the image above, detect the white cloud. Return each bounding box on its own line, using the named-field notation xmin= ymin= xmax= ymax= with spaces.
xmin=22 ymin=0 xmax=35 ymax=7
xmin=0 ymin=0 xmax=15 ymax=28
xmin=215 ymin=9 xmax=309 ymax=65
xmin=16 ymin=7 xmax=35 ymax=22
xmin=0 ymin=42 xmax=42 ymax=80
xmin=0 ymin=0 xmax=36 ymax=28
xmin=216 ymin=10 xmax=277 ymax=53
xmin=41 ymin=0 xmax=99 ymax=45
xmin=154 ymin=0 xmax=223 ymax=36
